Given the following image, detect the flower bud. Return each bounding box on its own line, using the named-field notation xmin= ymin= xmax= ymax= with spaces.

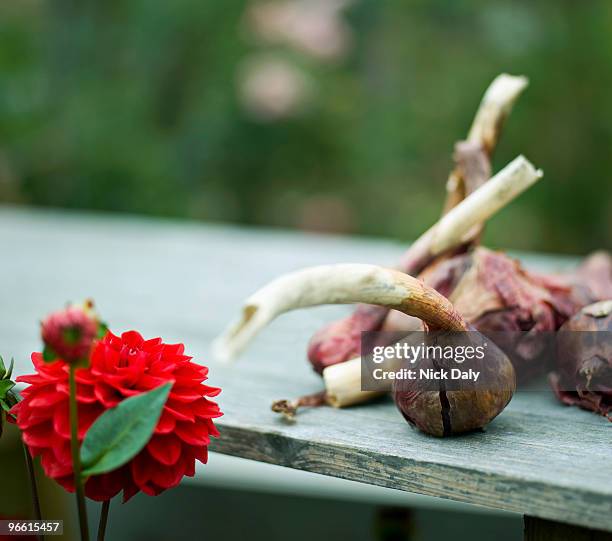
xmin=41 ymin=300 xmax=102 ymax=365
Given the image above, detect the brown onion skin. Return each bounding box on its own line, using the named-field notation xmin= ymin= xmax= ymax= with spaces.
xmin=549 ymin=301 xmax=612 ymax=418
xmin=392 ymin=328 xmax=516 ymax=437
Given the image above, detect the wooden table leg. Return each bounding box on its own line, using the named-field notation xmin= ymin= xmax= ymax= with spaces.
xmin=375 ymin=507 xmax=414 ymax=541
xmin=524 ymin=516 xmax=612 ymax=541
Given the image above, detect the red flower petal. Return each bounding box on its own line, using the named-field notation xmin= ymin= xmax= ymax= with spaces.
xmin=16 ymin=374 xmax=48 ymax=386
xmin=41 ymin=448 xmax=72 ymax=479
xmin=169 ymin=389 xmax=203 ymax=403
xmin=120 ymin=331 xmax=144 ymax=348
xmin=84 ymin=468 xmax=125 ymax=502
xmin=155 ymin=411 xmax=177 ymax=434
xmin=193 ymin=445 xmax=208 ymax=464
xmin=29 ymin=391 xmax=65 ymax=408
xmin=147 ymin=434 xmax=182 ymax=466
xmin=174 ymin=422 xmax=211 ymax=446
xmin=53 ymin=404 xmax=70 ymax=439
xmin=23 ymin=423 xmax=59 ymax=448
xmin=94 ymin=381 xmax=123 ymax=408
xmin=163 ymin=401 xmax=195 ymax=422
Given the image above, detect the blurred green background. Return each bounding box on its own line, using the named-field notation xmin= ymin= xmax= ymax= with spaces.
xmin=1 ymin=0 xmax=611 ymax=254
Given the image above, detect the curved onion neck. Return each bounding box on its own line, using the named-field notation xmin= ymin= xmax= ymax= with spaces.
xmin=213 ymin=264 xmax=468 ymax=361
xmin=443 ymin=73 xmax=528 ymax=216
xmin=399 ymin=155 xmax=542 ymax=274
xmin=467 ymin=73 xmax=528 ymax=153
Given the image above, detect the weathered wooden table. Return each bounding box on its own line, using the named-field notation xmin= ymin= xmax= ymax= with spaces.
xmin=2 ymin=206 xmax=610 ymax=540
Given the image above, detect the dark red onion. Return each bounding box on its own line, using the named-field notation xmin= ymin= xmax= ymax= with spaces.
xmin=549 ymin=300 xmax=611 ymax=419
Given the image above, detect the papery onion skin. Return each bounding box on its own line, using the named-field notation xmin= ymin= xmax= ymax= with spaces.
xmin=411 ymin=249 xmax=611 ymax=382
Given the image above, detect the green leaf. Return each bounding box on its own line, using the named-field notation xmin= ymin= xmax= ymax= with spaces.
xmin=80 ymin=382 xmax=172 ymax=477
xmin=42 ymin=346 xmax=58 ymax=362
xmin=0 ymin=357 xmax=15 ymax=379
xmin=0 ymin=393 xmax=18 ymax=412
xmin=0 ymin=380 xmax=15 ymax=399
xmin=5 ymin=359 xmax=13 ymax=380
xmin=0 ymin=378 xmax=18 ymax=413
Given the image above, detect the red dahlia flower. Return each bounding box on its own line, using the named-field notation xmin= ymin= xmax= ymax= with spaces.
xmin=11 ymin=331 xmax=222 ymax=501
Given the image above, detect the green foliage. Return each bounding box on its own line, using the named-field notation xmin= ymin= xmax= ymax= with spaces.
xmin=0 ymin=380 xmax=16 ymax=412
xmin=0 ymin=356 xmax=12 ymax=380
xmin=80 ymin=382 xmax=171 ymax=477
xmin=0 ymin=356 xmax=19 ymax=414
xmin=0 ymin=0 xmax=610 ymax=254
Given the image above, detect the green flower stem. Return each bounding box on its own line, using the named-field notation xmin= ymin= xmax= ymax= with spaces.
xmin=97 ymin=500 xmax=110 ymax=541
xmin=69 ymin=365 xmax=90 ymax=541
xmin=22 ymin=442 xmax=44 ymax=541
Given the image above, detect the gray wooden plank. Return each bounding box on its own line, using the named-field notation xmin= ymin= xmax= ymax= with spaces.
xmin=1 ymin=206 xmax=610 ymax=531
